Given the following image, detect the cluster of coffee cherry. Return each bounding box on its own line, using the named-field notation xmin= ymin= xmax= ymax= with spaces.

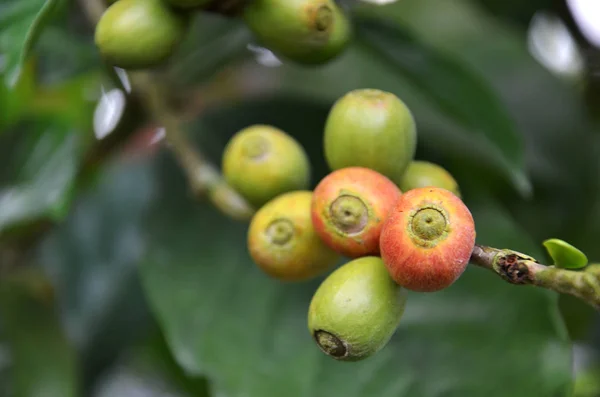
xmin=221 ymin=88 xmax=477 ymax=361
xmin=94 ymin=0 xmax=351 ymax=70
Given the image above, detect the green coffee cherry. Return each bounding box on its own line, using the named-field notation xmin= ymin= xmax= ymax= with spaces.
xmin=324 ymin=89 xmax=417 ymax=185
xmin=94 ymin=0 xmax=188 ymax=70
xmin=308 ymin=256 xmax=407 ymax=361
xmin=222 ymin=124 xmax=311 ymax=208
xmin=165 ymin=0 xmax=210 ymax=9
xmin=399 ymin=161 xmax=461 ymax=197
xmin=243 ymin=0 xmax=351 ymax=65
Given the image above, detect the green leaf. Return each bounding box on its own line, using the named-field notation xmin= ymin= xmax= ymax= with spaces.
xmin=573 ymin=366 xmax=600 ymax=397
xmin=354 ymin=16 xmax=530 ymax=197
xmin=355 ymin=0 xmax=597 ymax=242
xmin=93 ymin=326 xmax=211 ymax=397
xmin=167 ymin=13 xmax=252 ymax=87
xmin=0 ymin=0 xmax=62 ymax=86
xmin=0 ymin=58 xmax=36 ymax=131
xmin=0 ymin=267 xmax=79 ymax=397
xmin=0 ymin=121 xmax=82 ymax=236
xmin=543 ymin=238 xmax=588 ymax=269
xmin=37 ymin=158 xmax=157 ymax=385
xmin=139 ymin=149 xmax=572 ymax=397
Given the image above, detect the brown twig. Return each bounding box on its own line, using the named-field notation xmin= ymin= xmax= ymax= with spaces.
xmin=470 ymin=245 xmax=600 ymax=310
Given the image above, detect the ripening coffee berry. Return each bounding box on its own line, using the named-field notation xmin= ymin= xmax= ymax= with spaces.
xmin=94 ymin=0 xmax=188 ymax=70
xmin=400 ymin=161 xmax=461 ymax=198
xmin=311 ymin=167 xmax=401 ymax=258
xmin=243 ymin=0 xmax=351 ymax=65
xmin=308 ymin=256 xmax=407 ymax=361
xmin=247 ymin=191 xmax=340 ymax=281
xmin=222 ymin=125 xmax=311 ymax=208
xmin=379 ymin=187 xmax=476 ymax=292
xmin=324 ymin=89 xmax=417 ymax=185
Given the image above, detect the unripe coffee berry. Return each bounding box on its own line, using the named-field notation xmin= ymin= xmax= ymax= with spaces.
xmin=94 ymin=0 xmax=188 ymax=69
xmin=324 ymin=89 xmax=417 ymax=185
xmin=248 ymin=191 xmax=340 ymax=281
xmin=380 ymin=187 xmax=476 ymax=292
xmin=222 ymin=125 xmax=311 ymax=208
xmin=243 ymin=0 xmax=351 ymax=65
xmin=308 ymin=256 xmax=407 ymax=361
xmin=400 ymin=161 xmax=461 ymax=197
xmin=311 ymin=167 xmax=401 ymax=258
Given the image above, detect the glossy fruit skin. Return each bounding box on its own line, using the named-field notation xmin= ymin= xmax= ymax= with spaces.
xmin=308 ymin=256 xmax=407 ymax=361
xmin=95 ymin=0 xmax=188 ymax=69
xmin=222 ymin=125 xmax=311 ymax=208
xmin=311 ymin=167 xmax=401 ymax=258
xmin=400 ymin=161 xmax=461 ymax=198
xmin=380 ymin=187 xmax=476 ymax=292
xmin=165 ymin=0 xmax=210 ymax=8
xmin=243 ymin=0 xmax=351 ymax=65
xmin=247 ymin=191 xmax=340 ymax=281
xmin=324 ymin=89 xmax=417 ymax=185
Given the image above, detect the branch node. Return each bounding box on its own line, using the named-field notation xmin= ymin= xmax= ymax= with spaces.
xmin=495 ymin=254 xmax=533 ymax=285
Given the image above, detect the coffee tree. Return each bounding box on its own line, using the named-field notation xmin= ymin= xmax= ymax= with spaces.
xmin=1 ymin=0 xmax=600 ymax=396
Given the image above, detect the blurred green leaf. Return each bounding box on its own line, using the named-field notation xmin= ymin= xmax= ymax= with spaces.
xmin=29 ymin=71 xmax=101 ymax=130
xmin=543 ymin=238 xmax=588 ymax=269
xmin=558 ymin=294 xmax=598 ymax=342
xmin=0 ymin=59 xmax=36 ymax=131
xmin=573 ymin=366 xmax=600 ymax=397
xmin=37 ymin=157 xmax=157 ymax=389
xmin=167 ymin=13 xmax=252 ymax=87
xmin=0 ymin=0 xmax=62 ymax=86
xmin=138 ymin=138 xmax=572 ymax=397
xmin=93 ymin=325 xmax=211 ymax=397
xmin=0 ymin=267 xmax=79 ymax=397
xmin=0 ymin=121 xmax=82 ymax=236
xmin=34 ymin=25 xmax=102 ymax=85
xmin=356 ymin=0 xmax=597 ymax=242
xmin=354 ymin=16 xmax=530 ymax=196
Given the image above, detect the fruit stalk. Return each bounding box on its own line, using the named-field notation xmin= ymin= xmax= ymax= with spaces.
xmin=130 ymin=72 xmax=256 ymax=221
xmin=470 ymin=245 xmax=600 ymax=310
xmin=79 ymin=0 xmax=255 ymax=221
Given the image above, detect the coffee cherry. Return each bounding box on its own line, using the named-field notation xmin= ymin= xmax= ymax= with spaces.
xmin=308 ymin=256 xmax=407 ymax=361
xmin=379 ymin=187 xmax=476 ymax=292
xmin=400 ymin=161 xmax=461 ymax=198
xmin=95 ymin=0 xmax=188 ymax=70
xmin=247 ymin=191 xmax=340 ymax=281
xmin=222 ymin=125 xmax=311 ymax=208
xmin=165 ymin=0 xmax=210 ymax=9
xmin=311 ymin=167 xmax=401 ymax=258
xmin=243 ymin=0 xmax=351 ymax=65
xmin=324 ymin=89 xmax=417 ymax=185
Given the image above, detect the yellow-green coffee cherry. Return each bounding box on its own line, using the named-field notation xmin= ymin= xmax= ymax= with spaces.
xmin=94 ymin=0 xmax=188 ymax=70
xmin=222 ymin=125 xmax=311 ymax=208
xmin=165 ymin=0 xmax=210 ymax=9
xmin=399 ymin=161 xmax=461 ymax=197
xmin=247 ymin=191 xmax=340 ymax=281
xmin=324 ymin=89 xmax=417 ymax=185
xmin=243 ymin=0 xmax=351 ymax=65
xmin=308 ymin=256 xmax=407 ymax=361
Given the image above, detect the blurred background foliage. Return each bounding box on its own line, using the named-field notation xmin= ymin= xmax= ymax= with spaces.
xmin=1 ymin=0 xmax=600 ymax=396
